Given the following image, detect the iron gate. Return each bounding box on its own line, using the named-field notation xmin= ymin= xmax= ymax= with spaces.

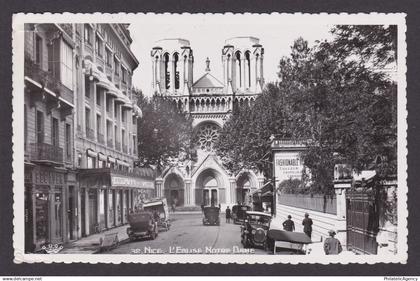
xmin=346 ymin=188 xmax=380 ymax=254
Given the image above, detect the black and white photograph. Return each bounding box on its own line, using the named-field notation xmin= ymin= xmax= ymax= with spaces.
xmin=11 ymin=13 xmax=407 ymax=264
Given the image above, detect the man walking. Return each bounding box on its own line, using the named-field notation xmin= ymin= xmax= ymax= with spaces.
xmin=282 ymin=215 xmax=295 ymax=232
xmin=302 ymin=213 xmax=313 ymax=238
xmin=225 ymin=206 xmax=231 ymax=223
xmin=324 ymin=230 xmax=343 ymax=255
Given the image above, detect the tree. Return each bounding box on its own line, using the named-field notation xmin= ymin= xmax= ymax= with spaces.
xmin=215 ymin=84 xmax=289 ymax=177
xmin=279 ymin=35 xmax=397 ymax=194
xmin=330 ymin=25 xmax=398 ymax=67
xmin=136 ymin=91 xmax=194 ymax=171
xmin=216 ymin=25 xmax=397 ymax=195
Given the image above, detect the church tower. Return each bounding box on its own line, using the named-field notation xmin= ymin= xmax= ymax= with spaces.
xmin=153 ymin=37 xmax=266 ymax=210
xmin=222 ymin=37 xmax=264 ymax=95
xmin=151 ymin=39 xmax=194 ymax=96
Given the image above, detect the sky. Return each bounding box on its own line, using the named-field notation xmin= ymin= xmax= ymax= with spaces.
xmin=128 ymin=14 xmax=334 ymax=96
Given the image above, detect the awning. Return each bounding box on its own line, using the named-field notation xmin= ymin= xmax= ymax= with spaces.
xmin=108 ymin=156 xmax=116 ymax=163
xmin=86 ymin=149 xmax=97 ymax=158
xmin=116 ymin=159 xmax=130 ymax=167
xmin=114 ymin=97 xmax=125 ymax=104
xmin=98 ymin=153 xmax=107 ymax=161
xmin=78 ymin=168 xmax=155 ymax=189
xmin=122 ymin=102 xmax=133 ymax=109
xmin=133 ymin=104 xmax=142 ymax=117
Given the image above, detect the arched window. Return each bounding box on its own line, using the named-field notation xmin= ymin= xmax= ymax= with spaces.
xmin=235 ymin=51 xmax=241 ymax=88
xmin=164 ymin=53 xmax=170 ymax=90
xmin=173 ymin=53 xmax=179 ymax=90
xmin=245 ymin=51 xmax=251 ymax=88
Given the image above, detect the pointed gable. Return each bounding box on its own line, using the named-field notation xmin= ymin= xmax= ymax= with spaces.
xmin=193 ymin=72 xmax=224 ymax=89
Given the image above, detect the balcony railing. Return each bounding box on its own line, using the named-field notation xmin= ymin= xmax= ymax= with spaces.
xmin=24 ymin=54 xmax=74 ymax=105
xmin=97 ymin=133 xmax=105 ymax=144
xmin=29 ymin=143 xmax=63 ymax=164
xmin=107 ymin=139 xmax=113 ymax=148
xmin=86 ymin=127 xmax=95 ymax=140
xmin=25 ymin=55 xmax=60 ymax=93
xmin=115 ymin=141 xmax=121 ymax=151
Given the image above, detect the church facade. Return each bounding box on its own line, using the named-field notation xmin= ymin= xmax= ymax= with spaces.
xmin=151 ymin=37 xmax=266 ymax=209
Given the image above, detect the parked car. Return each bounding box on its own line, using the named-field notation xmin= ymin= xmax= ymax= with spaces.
xmin=232 ymin=204 xmax=251 ymax=224
xmin=202 ymin=206 xmax=220 ymax=225
xmin=126 ymin=211 xmax=158 ymax=241
xmin=240 ymin=211 xmax=272 ymax=248
xmin=143 ymin=198 xmax=171 ymax=232
xmin=267 ymin=229 xmax=312 ymax=254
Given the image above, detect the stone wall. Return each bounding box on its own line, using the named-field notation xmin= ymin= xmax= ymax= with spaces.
xmin=272 ymin=203 xmax=338 ymax=242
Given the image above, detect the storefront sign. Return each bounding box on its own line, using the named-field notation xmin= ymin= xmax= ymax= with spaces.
xmin=274 ymin=152 xmax=304 ymax=184
xmin=111 ymin=175 xmax=154 ymax=189
xmin=32 ymin=166 xmax=65 ymax=186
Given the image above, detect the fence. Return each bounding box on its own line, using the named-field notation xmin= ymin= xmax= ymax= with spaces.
xmin=278 ymin=193 xmax=337 ymax=215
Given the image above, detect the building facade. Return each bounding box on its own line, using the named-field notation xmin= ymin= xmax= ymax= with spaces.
xmin=24 ymin=23 xmax=77 ymax=252
xmin=151 ymin=37 xmax=266 ymax=209
xmin=24 ymin=23 xmax=153 ymax=252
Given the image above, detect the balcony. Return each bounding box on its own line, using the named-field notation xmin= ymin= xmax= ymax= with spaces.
xmin=24 ymin=54 xmax=74 ymax=106
xmin=29 ymin=143 xmax=63 ymax=165
xmin=115 ymin=141 xmax=121 ymax=151
xmin=86 ymin=127 xmax=95 ymax=140
xmin=97 ymin=133 xmax=105 ymax=145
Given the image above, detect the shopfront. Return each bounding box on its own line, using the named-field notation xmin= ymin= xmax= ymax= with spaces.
xmin=78 ymin=168 xmax=155 ymax=236
xmin=24 ymin=164 xmax=67 ymax=252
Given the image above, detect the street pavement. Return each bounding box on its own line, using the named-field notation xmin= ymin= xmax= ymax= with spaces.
xmin=105 ymin=213 xmax=266 ymax=255
xmin=62 ymin=212 xmax=341 ymax=256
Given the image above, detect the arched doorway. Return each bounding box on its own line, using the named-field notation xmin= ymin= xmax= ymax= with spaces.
xmin=195 ymin=169 xmax=225 ymax=207
xmin=236 ymin=172 xmax=257 ymax=205
xmin=164 ymin=173 xmax=185 ymax=207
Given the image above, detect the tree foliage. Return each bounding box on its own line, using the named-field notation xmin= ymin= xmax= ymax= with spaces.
xmin=136 ymin=91 xmax=194 ymax=171
xmin=215 ymin=84 xmax=289 ymax=177
xmin=215 ymin=25 xmax=397 ymax=195
xmin=330 ymin=25 xmax=398 ymax=67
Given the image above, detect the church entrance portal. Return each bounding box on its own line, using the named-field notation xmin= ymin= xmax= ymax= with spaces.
xmin=195 ymin=169 xmax=225 ymax=207
xmin=164 ymin=174 xmax=185 ymax=207
xmin=236 ymin=172 xmax=256 ymax=205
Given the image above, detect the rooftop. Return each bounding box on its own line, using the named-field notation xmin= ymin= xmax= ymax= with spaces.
xmin=193 ymin=72 xmax=224 ymax=89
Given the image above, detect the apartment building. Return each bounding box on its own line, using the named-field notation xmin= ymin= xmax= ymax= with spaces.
xmin=74 ymin=23 xmax=154 ymax=238
xmin=23 ymin=23 xmax=155 ymax=253
xmin=23 ymin=23 xmax=76 ymax=252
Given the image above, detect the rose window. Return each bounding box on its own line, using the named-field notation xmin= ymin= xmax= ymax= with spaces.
xmin=197 ymin=124 xmax=220 ymax=151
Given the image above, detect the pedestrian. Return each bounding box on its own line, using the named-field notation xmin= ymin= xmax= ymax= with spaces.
xmin=201 ymin=204 xmax=204 ymax=213
xmin=302 ymin=213 xmax=313 ymax=238
xmin=225 ymin=206 xmax=231 ymax=223
xmin=282 ymin=215 xmax=295 ymax=232
xmin=324 ymin=230 xmax=343 ymax=255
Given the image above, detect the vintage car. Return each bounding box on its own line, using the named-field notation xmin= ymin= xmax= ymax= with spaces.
xmin=126 ymin=211 xmax=158 ymax=241
xmin=202 ymin=206 xmax=220 ymax=225
xmin=143 ymin=198 xmax=171 ymax=232
xmin=232 ymin=204 xmax=251 ymax=224
xmin=267 ymin=229 xmax=312 ymax=254
xmin=240 ymin=211 xmax=272 ymax=248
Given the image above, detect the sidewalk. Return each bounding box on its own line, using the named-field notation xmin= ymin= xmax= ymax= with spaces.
xmin=61 ymin=224 xmax=130 ymax=254
xmin=60 ymin=211 xmax=202 ymax=254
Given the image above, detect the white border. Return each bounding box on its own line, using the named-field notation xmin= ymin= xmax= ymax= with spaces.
xmin=12 ymin=12 xmax=408 ymax=264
